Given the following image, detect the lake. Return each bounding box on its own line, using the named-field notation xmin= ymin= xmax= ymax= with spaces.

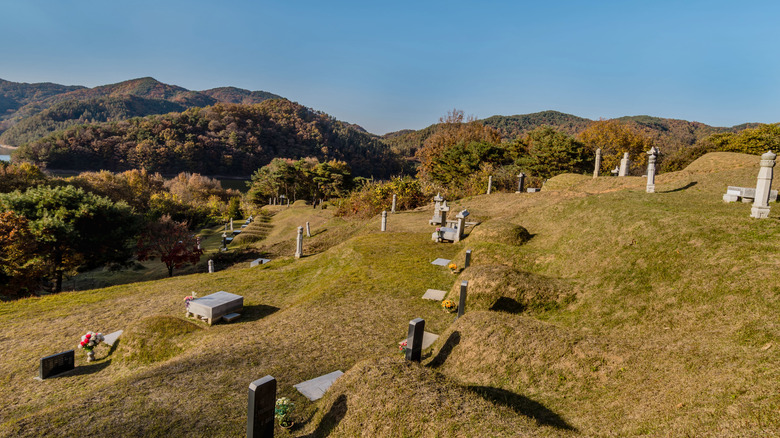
xmin=0 ymin=155 xmax=10 ymax=162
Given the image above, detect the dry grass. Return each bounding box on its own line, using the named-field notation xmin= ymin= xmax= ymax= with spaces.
xmin=2 ymin=152 xmax=780 ymax=437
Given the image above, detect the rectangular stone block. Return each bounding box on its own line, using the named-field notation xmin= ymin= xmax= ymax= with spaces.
xmin=187 ymin=291 xmax=243 ymax=325
xmin=39 ymin=350 xmax=75 ymax=379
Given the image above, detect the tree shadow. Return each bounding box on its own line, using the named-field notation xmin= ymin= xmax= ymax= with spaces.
xmin=489 ymin=297 xmax=525 ymax=314
xmin=660 ymin=181 xmax=697 ymax=193
xmin=427 ymin=331 xmax=460 ymax=368
xmin=235 ymin=304 xmax=279 ymax=323
xmin=299 ymin=394 xmax=348 ymax=437
xmin=467 ymin=385 xmax=576 ymax=431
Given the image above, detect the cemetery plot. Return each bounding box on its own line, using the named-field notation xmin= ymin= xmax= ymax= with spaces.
xmin=186 ymin=291 xmax=243 ymax=325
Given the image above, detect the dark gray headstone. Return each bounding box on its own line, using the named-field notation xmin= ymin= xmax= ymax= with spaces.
xmin=457 ymin=281 xmax=468 ymax=318
xmin=406 ymin=318 xmax=425 ymax=362
xmin=247 ymin=375 xmax=276 ymax=438
xmin=464 ymin=249 xmax=472 ymax=269
xmin=39 ymin=350 xmax=75 ymax=379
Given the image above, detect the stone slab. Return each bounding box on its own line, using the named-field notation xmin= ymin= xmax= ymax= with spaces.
xmin=250 ymin=258 xmax=271 ymax=267
xmin=222 ymin=312 xmax=241 ymax=322
xmin=422 ymin=289 xmax=447 ymax=300
xmin=431 ymin=258 xmax=451 ymax=266
xmin=527 ymin=188 xmax=541 ymax=193
xmin=39 ymin=350 xmax=75 ymax=380
xmin=187 ymin=291 xmax=243 ymax=324
xmin=399 ymin=331 xmax=440 ymax=350
xmin=103 ymin=330 xmax=123 ymax=346
xmin=294 ymin=370 xmax=344 ymax=401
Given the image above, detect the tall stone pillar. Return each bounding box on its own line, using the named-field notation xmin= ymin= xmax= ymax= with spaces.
xmin=646 ymin=147 xmax=659 ymax=193
xmin=751 ymin=150 xmax=777 ymax=219
xmin=391 ymin=194 xmax=397 ymax=214
xmin=294 ymin=226 xmax=304 ymax=258
xmin=516 ymin=173 xmax=526 ymax=193
xmin=381 ymin=210 xmax=387 ymax=232
xmin=618 ymin=152 xmax=630 ymax=177
xmin=593 ymin=148 xmax=602 ymax=178
xmin=487 ymin=175 xmax=493 ymax=194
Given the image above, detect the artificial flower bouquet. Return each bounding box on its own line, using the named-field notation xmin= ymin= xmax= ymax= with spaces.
xmin=275 ymin=397 xmax=295 ymax=428
xmin=442 ymin=299 xmax=457 ymax=313
xmin=79 ymin=331 xmax=105 ymax=361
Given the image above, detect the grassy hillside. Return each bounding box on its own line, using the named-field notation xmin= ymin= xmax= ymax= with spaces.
xmin=1 ymin=152 xmax=779 ymax=436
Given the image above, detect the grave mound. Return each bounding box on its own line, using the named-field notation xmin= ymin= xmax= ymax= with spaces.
xmin=468 ymin=219 xmax=532 ymax=246
xmin=428 ymin=311 xmax=623 ymax=396
xmin=302 ymin=356 xmax=537 ymax=436
xmin=683 ymin=151 xmax=757 ymax=173
xmin=446 ymin=265 xmax=573 ymax=313
xmin=115 ymin=316 xmax=202 ymax=365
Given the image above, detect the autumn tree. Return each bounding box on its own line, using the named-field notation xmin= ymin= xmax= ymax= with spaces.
xmin=0 ymin=212 xmax=46 ymax=297
xmin=136 ymin=215 xmax=203 ymax=277
xmin=578 ymin=119 xmax=655 ymax=175
xmin=0 ymin=185 xmax=142 ymax=293
xmin=0 ymin=162 xmax=47 ymax=193
xmin=415 ymin=109 xmax=503 ymax=184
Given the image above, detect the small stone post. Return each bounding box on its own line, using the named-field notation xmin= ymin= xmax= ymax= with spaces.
xmin=618 ymin=152 xmax=630 ymax=177
xmin=208 ymin=260 xmax=214 ymax=273
xmin=751 ymin=150 xmax=777 ymax=219
xmin=381 ymin=211 xmax=387 ymax=232
xmin=487 ymin=175 xmax=493 ymax=194
xmin=516 ymin=173 xmax=526 ymax=193
xmin=247 ymin=375 xmax=276 ymax=438
xmin=593 ymin=148 xmax=602 ymax=178
xmin=268 ymin=197 xmax=271 ymax=206
xmin=406 ymin=318 xmax=425 ymax=362
xmin=294 ymin=226 xmax=303 ymax=259
xmin=439 ymin=202 xmax=450 ymax=227
xmin=457 ymin=281 xmax=468 ymax=319
xmin=222 ymin=232 xmax=227 ymax=249
xmin=646 ymin=147 xmax=659 ymax=193
xmin=454 ymin=209 xmax=469 ymax=242
xmin=306 ymin=221 xmax=311 ymax=237
xmin=464 ymin=249 xmax=472 ymax=269
xmin=391 ymin=194 xmax=397 ymax=213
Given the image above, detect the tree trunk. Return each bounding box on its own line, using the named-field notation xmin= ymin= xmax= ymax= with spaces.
xmin=167 ymin=263 xmax=174 ymax=277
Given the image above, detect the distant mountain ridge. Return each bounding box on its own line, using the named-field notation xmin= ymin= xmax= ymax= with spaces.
xmin=0 ymin=77 xmax=282 ymax=145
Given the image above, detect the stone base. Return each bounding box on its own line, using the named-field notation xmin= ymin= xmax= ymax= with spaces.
xmin=722 ymin=194 xmax=739 ymax=203
xmin=646 ymin=185 xmax=655 ymax=193
xmin=751 ymin=205 xmax=771 ymax=219
xmin=742 ymin=197 xmax=754 ymax=203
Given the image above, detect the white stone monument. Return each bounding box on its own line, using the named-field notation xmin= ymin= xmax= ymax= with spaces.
xmin=515 ymin=173 xmax=526 ymax=193
xmin=593 ymin=148 xmax=602 ymax=178
xmin=487 ymin=175 xmax=493 ymax=194
xmin=429 ymin=193 xmax=445 ymax=225
xmin=646 ymin=147 xmax=659 ymax=193
xmin=381 ymin=210 xmax=387 ymax=232
xmin=294 ymin=226 xmax=304 ymax=258
xmin=306 ymin=221 xmax=311 ymax=237
xmin=208 ymin=259 xmax=214 ymax=273
xmin=618 ymin=152 xmax=630 ymax=177
xmin=391 ymin=194 xmax=397 ymax=213
xmin=751 ymin=150 xmax=777 ymax=219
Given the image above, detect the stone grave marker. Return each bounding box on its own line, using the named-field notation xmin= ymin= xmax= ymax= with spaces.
xmin=619 ymin=152 xmax=630 ymax=177
xmin=751 ymin=150 xmax=777 ymax=219
xmin=38 ymin=350 xmax=75 ymax=380
xmin=464 ymin=249 xmax=472 ymax=268
xmin=391 ymin=194 xmax=397 ymax=213
xmin=405 ymin=318 xmax=425 ymax=362
xmin=294 ymin=370 xmax=344 ymax=401
xmin=429 ymin=194 xmax=445 ymax=225
xmin=295 ymin=226 xmax=303 ymax=259
xmin=422 ymin=289 xmax=447 ymax=300
xmin=487 ymin=175 xmax=493 ymax=194
xmin=646 ymin=147 xmax=659 ymax=193
xmin=381 ymin=210 xmax=387 ymax=232
xmin=527 ymin=188 xmax=540 ymax=193
xmin=186 ymin=291 xmax=243 ymax=325
xmin=208 ymin=259 xmax=214 ymax=273
xmin=457 ymin=281 xmax=468 ymax=318
xmin=247 ymin=375 xmax=276 ymax=438
xmin=516 ymin=172 xmax=526 ymax=193
xmin=593 ymin=147 xmax=602 ymax=178
xmin=103 ymin=330 xmax=123 ymax=347
xmin=250 ymin=258 xmax=271 ymax=267
xmin=306 ymin=221 xmax=311 ymax=237
xmin=431 ymin=258 xmax=451 ymax=266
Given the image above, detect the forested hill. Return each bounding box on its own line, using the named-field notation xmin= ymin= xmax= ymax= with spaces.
xmin=383 ymin=110 xmax=757 ymax=158
xmin=0 ymin=77 xmax=282 ymax=145
xmin=14 ymin=99 xmax=402 ymax=178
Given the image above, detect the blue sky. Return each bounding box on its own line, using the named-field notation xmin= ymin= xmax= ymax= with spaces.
xmin=2 ymin=0 xmax=779 ymax=134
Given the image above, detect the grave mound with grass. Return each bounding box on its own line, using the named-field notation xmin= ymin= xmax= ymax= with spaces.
xmin=116 ymin=316 xmax=202 ymax=365
xmin=467 ymin=218 xmax=532 ymax=246
xmin=446 ymin=265 xmax=573 ymax=313
xmin=300 ymin=356 xmax=539 ymax=436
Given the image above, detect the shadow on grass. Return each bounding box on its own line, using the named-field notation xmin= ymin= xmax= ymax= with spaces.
xmin=238 ymin=304 xmax=280 ymax=323
xmin=50 ymin=360 xmax=112 ymax=378
xmin=660 ymin=181 xmax=697 ymax=193
xmin=427 ymin=331 xmax=460 ymax=368
xmin=490 ymin=297 xmax=525 ymax=314
xmin=299 ymin=394 xmax=348 ymax=437
xmin=467 ymin=385 xmax=576 ymax=431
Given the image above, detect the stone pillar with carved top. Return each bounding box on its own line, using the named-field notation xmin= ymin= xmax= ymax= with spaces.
xmin=751 ymin=150 xmax=776 ymax=219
